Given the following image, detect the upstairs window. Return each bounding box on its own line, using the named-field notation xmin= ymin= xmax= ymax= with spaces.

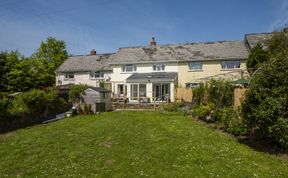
xmin=122 ymin=64 xmax=137 ymax=72
xmin=188 ymin=62 xmax=202 ymax=71
xmin=153 ymin=64 xmax=165 ymax=71
xmin=90 ymin=71 xmax=104 ymax=79
xmin=64 ymin=73 xmax=74 ymax=80
xmin=221 ymin=60 xmax=240 ymax=69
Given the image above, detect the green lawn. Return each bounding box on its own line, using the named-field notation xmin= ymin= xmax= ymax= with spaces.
xmin=0 ymin=111 xmax=287 ymax=177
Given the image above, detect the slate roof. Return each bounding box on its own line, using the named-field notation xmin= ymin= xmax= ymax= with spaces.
xmin=245 ymin=33 xmax=273 ymax=50
xmin=56 ymin=40 xmax=249 ymax=73
xmin=56 ymin=53 xmax=113 ymax=73
xmin=109 ymin=40 xmax=249 ymax=64
xmin=126 ymin=72 xmax=178 ymax=83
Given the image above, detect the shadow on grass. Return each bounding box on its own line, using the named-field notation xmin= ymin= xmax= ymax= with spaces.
xmin=237 ymin=136 xmax=288 ymax=161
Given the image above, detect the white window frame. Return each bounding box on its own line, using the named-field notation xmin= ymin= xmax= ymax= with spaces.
xmin=153 ymin=64 xmax=165 ymax=71
xmin=122 ymin=64 xmax=137 ymax=73
xmin=64 ymin=73 xmax=74 ymax=80
xmin=221 ymin=60 xmax=241 ymax=70
xmin=188 ymin=62 xmax=202 ymax=71
xmin=90 ymin=71 xmax=104 ymax=79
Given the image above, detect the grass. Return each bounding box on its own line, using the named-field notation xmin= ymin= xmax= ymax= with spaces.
xmin=0 ymin=111 xmax=287 ymax=177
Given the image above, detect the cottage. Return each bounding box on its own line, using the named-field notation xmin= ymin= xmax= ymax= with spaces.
xmin=56 ymin=50 xmax=113 ymax=89
xmin=56 ymin=30 xmax=281 ymax=104
xmin=80 ymin=87 xmax=111 ymax=113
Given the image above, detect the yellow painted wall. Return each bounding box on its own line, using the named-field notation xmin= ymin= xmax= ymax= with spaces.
xmin=178 ymin=60 xmax=247 ymax=87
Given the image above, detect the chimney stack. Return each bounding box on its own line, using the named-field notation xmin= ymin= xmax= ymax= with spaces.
xmin=150 ymin=37 xmax=156 ymax=46
xmin=90 ymin=49 xmax=96 ymax=55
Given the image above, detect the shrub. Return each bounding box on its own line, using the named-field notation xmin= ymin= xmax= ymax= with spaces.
xmin=242 ymin=32 xmax=288 ymax=149
xmin=193 ymin=83 xmax=208 ymax=105
xmin=192 ymin=79 xmax=234 ymax=109
xmin=45 ymin=89 xmax=69 ymax=115
xmin=191 ymin=103 xmax=215 ymax=122
xmin=270 ymin=118 xmax=288 ymax=149
xmin=69 ymin=84 xmax=88 ymax=103
xmin=9 ymin=89 xmax=47 ymax=118
xmin=161 ymin=102 xmax=183 ymax=112
xmin=214 ymin=107 xmax=247 ymax=135
xmin=83 ymin=103 xmax=93 ymax=115
xmin=0 ymin=96 xmax=11 ymax=118
xmin=207 ymin=79 xmax=234 ymax=108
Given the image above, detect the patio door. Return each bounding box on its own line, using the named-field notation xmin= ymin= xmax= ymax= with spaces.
xmin=153 ymin=83 xmax=170 ymax=101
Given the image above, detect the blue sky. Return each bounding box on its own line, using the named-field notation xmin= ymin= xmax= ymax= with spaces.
xmin=0 ymin=0 xmax=287 ymax=56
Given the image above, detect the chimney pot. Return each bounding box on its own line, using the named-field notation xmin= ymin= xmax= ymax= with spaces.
xmin=150 ymin=37 xmax=156 ymax=46
xmin=90 ymin=49 xmax=96 ymax=55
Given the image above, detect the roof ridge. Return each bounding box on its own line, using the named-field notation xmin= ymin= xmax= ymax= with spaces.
xmin=119 ymin=40 xmax=245 ymax=50
xmin=69 ymin=53 xmax=115 ymax=58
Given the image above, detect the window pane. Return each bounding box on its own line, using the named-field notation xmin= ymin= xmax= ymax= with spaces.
xmin=221 ymin=60 xmax=240 ymax=69
xmin=139 ymin=84 xmax=146 ymax=97
xmin=188 ymin=62 xmax=202 ymax=70
xmin=153 ymin=64 xmax=165 ymax=71
xmin=65 ymin=73 xmax=74 ymax=79
xmin=123 ymin=64 xmax=136 ymax=72
xmin=130 ymin=84 xmax=138 ymax=100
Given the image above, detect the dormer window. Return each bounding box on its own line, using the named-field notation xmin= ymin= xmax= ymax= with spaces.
xmin=153 ymin=64 xmax=165 ymax=71
xmin=122 ymin=64 xmax=137 ymax=72
xmin=90 ymin=71 xmax=104 ymax=79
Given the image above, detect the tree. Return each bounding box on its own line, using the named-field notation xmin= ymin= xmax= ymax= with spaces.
xmin=32 ymin=37 xmax=68 ymax=87
xmin=32 ymin=37 xmax=68 ymax=69
xmin=246 ymin=43 xmax=269 ymax=74
xmin=0 ymin=51 xmax=20 ymax=92
xmin=5 ymin=58 xmax=50 ymax=92
xmin=242 ymin=32 xmax=288 ymax=149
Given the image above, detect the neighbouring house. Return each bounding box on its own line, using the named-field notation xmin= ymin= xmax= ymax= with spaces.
xmin=80 ymin=87 xmax=111 ymax=113
xmin=56 ymin=50 xmax=113 ymax=89
xmin=177 ymin=40 xmax=249 ymax=87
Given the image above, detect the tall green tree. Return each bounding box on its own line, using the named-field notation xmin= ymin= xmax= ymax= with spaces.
xmin=246 ymin=44 xmax=268 ymax=74
xmin=0 ymin=51 xmax=20 ymax=92
xmin=32 ymin=37 xmax=68 ymax=87
xmin=5 ymin=58 xmax=52 ymax=92
xmin=242 ymin=32 xmax=288 ymax=149
xmin=32 ymin=37 xmax=68 ymax=68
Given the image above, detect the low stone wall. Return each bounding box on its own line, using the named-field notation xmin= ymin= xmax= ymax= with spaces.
xmin=112 ymin=102 xmax=162 ymax=110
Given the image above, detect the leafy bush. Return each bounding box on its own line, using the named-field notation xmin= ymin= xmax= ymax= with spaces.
xmin=83 ymin=103 xmax=93 ymax=115
xmin=191 ymin=103 xmax=215 ymax=122
xmin=207 ymin=79 xmax=234 ymax=108
xmin=242 ymin=32 xmax=288 ymax=149
xmin=0 ymin=96 xmax=11 ymax=119
xmin=69 ymin=84 xmax=88 ymax=102
xmin=270 ymin=118 xmax=288 ymax=149
xmin=9 ymin=89 xmax=47 ymax=118
xmin=214 ymin=107 xmax=247 ymax=135
xmin=192 ymin=83 xmax=208 ymax=105
xmin=192 ymin=79 xmax=234 ymax=109
xmin=161 ymin=102 xmax=183 ymax=112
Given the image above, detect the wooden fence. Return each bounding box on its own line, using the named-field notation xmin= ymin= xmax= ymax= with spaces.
xmin=175 ymin=88 xmax=193 ymax=103
xmin=233 ymin=88 xmax=247 ymax=108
